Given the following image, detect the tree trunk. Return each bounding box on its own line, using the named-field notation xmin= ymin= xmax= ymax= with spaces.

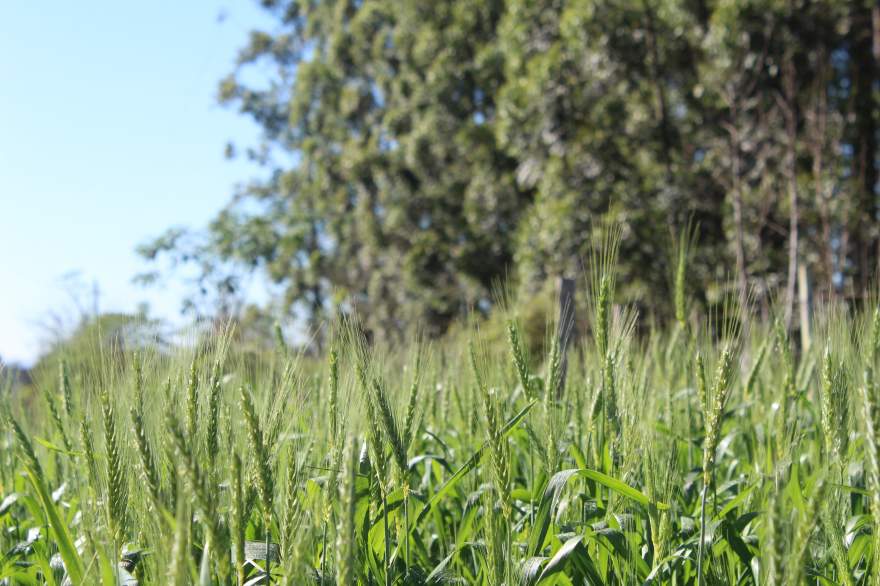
xmin=807 ymin=53 xmax=834 ymax=297
xmin=781 ymin=57 xmax=800 ymax=331
xmin=850 ymin=0 xmax=879 ymax=295
xmin=799 ymin=263 xmax=812 ymax=352
xmin=732 ymin=175 xmax=749 ymax=328
xmin=728 ymin=107 xmax=750 ymax=331
xmin=556 ymin=276 xmax=576 ymax=399
xmin=643 ymin=0 xmax=675 ymax=181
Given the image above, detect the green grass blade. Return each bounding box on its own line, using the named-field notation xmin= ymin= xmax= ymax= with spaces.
xmin=537 ymin=536 xmax=603 ymax=584
xmin=528 ymin=468 xmax=667 ymax=557
xmin=415 ymin=400 xmax=535 ymax=526
xmin=577 ymin=468 xmax=666 ymax=509
xmin=24 ymin=467 xmax=84 ymax=585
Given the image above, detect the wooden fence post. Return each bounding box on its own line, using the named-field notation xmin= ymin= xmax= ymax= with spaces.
xmin=798 ymin=262 xmax=811 ymax=353
xmin=556 ymin=277 xmax=576 ymax=398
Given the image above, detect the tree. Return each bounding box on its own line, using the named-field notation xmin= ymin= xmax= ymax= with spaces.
xmin=143 ymin=0 xmax=526 ymax=342
xmin=496 ymin=0 xmax=723 ymax=307
xmin=139 ymin=0 xmax=878 ymax=338
xmin=847 ymin=0 xmax=879 ymax=294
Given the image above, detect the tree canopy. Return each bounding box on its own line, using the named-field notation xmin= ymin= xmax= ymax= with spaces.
xmin=139 ymin=0 xmax=879 ymax=341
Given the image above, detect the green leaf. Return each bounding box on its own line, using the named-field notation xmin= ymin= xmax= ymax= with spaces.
xmin=528 ymin=468 xmax=667 ymax=557
xmin=426 ymin=548 xmax=458 ymax=584
xmin=720 ymin=519 xmax=755 ymax=567
xmin=521 ymin=556 xmax=546 ymax=585
xmin=528 ymin=469 xmax=581 ymax=556
xmin=568 ymin=443 xmax=588 ymax=470
xmin=23 ymin=467 xmax=84 ymax=585
xmin=714 ymin=485 xmax=754 ymax=520
xmin=511 ymin=488 xmax=533 ymax=502
xmin=833 ymin=483 xmax=870 ymax=497
xmin=415 ymin=400 xmax=535 ymax=526
xmin=407 ymin=454 xmax=453 ymax=474
xmin=33 ymin=437 xmax=82 ymax=458
xmin=786 ymin=459 xmax=806 ymax=514
xmin=537 ymin=536 xmax=603 ymax=584
xmin=579 ymin=469 xmax=667 ymax=509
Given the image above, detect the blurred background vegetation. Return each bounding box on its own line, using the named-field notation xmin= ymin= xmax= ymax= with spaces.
xmin=132 ymin=0 xmax=880 ymax=351
xmin=4 ymin=0 xmax=877 ymax=378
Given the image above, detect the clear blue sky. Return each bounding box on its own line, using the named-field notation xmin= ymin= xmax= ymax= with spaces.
xmin=0 ymin=1 xmax=273 ymax=365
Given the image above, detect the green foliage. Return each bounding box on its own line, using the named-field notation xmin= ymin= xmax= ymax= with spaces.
xmin=138 ymin=0 xmax=878 ymax=344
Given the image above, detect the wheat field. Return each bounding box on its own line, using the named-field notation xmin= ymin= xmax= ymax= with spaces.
xmin=2 ymin=243 xmax=879 ymax=585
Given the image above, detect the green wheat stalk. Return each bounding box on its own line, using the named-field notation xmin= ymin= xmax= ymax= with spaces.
xmin=168 ymin=413 xmax=231 ymax=581
xmin=336 ymin=438 xmax=358 ymax=586
xmin=230 ymin=453 xmax=246 ymax=586
xmin=60 ymin=359 xmax=74 ymax=417
xmin=100 ymin=385 xmax=128 ymax=545
xmin=697 ymin=344 xmax=735 ymax=586
xmin=185 ymin=357 xmax=199 ymax=443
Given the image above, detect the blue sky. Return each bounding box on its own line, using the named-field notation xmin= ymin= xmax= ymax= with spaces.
xmin=0 ymin=2 xmax=274 ymax=365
